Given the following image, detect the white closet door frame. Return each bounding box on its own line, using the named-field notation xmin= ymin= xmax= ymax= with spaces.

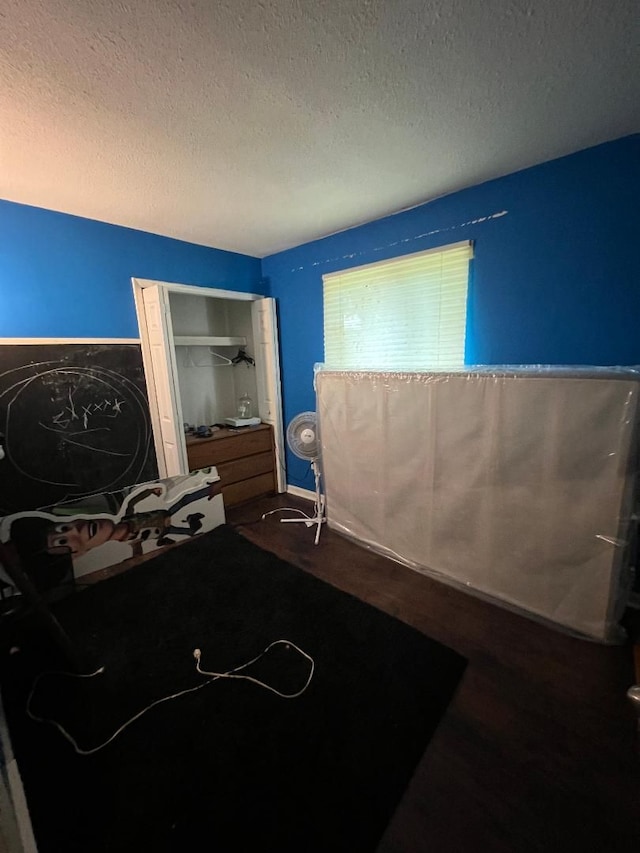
xmin=137 ymin=283 xmax=187 ymax=477
xmin=132 ymin=278 xmax=285 ymax=488
xmin=252 ymin=298 xmax=286 ymax=492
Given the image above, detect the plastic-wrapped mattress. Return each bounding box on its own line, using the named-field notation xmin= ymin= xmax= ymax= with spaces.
xmin=315 ymin=366 xmax=640 ymax=642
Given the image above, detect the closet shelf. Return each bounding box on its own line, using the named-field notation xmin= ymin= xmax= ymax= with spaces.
xmin=173 ymin=335 xmax=247 ymax=347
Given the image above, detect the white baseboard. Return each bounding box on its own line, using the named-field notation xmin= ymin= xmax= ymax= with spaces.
xmin=286 ymin=485 xmax=316 ymax=502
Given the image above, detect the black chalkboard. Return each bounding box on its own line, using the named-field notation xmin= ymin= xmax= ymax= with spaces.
xmin=0 ymin=342 xmax=158 ymax=515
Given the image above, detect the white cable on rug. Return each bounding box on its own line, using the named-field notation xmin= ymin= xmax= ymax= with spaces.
xmin=261 ymin=507 xmax=313 ymax=524
xmin=193 ymin=640 xmax=314 ymax=698
xmin=26 ymin=639 xmax=314 ymax=756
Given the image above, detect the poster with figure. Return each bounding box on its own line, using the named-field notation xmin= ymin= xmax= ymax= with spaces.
xmin=0 ymin=342 xmax=159 ymax=515
xmin=0 ymin=468 xmax=225 ymax=597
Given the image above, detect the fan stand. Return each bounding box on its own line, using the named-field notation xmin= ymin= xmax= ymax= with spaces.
xmin=279 ymin=459 xmax=326 ymax=545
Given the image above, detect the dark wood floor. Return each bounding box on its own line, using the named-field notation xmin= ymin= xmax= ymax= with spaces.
xmin=227 ymin=493 xmax=640 ymax=853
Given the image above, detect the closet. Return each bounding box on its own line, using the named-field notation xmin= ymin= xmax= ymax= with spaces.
xmin=133 ymin=279 xmax=285 ymax=506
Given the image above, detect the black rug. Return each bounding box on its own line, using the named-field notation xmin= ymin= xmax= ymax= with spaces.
xmin=1 ymin=525 xmax=466 ymax=853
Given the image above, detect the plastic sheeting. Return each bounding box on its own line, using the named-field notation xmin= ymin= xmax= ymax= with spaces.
xmin=315 ymin=366 xmax=640 ymax=643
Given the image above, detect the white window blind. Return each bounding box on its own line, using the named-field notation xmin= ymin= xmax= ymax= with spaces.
xmin=323 ymin=240 xmax=473 ymax=369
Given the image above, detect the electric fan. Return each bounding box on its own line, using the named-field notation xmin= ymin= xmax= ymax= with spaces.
xmin=263 ymin=412 xmax=326 ymax=544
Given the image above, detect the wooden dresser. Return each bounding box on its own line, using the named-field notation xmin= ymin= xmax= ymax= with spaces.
xmin=185 ymin=423 xmax=276 ymax=508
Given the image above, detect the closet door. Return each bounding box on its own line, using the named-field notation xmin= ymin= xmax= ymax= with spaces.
xmin=252 ymin=298 xmax=286 ymax=491
xmin=140 ymin=285 xmax=188 ymax=477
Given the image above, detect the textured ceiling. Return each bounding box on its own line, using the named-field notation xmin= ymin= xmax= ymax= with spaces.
xmin=0 ymin=0 xmax=638 ymax=257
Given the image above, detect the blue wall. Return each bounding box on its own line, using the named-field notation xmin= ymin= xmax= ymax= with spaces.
xmin=2 ymin=137 xmax=638 ymax=491
xmin=0 ymin=200 xmax=263 ymax=338
xmin=263 ymin=134 xmax=640 ymax=488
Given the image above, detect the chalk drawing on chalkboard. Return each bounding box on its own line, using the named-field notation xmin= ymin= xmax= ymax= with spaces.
xmin=0 ymin=344 xmax=158 ymax=515
xmin=3 ymin=363 xmax=147 ymax=486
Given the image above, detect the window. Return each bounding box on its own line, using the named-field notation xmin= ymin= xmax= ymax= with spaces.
xmin=323 ymin=240 xmax=473 ymax=370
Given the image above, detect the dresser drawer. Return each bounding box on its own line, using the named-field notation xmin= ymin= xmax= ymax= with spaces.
xmin=187 ymin=427 xmax=272 ymax=469
xmin=216 ymin=451 xmax=274 ymax=486
xmin=222 ymin=472 xmax=276 ymax=507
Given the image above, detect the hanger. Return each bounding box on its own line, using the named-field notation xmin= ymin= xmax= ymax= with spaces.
xmin=231 ymin=348 xmax=255 ymax=367
xmin=184 ymin=348 xmax=233 ymax=367
xmin=184 ymin=348 xmax=254 ymax=368
xmin=208 ymin=348 xmax=233 ymax=366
